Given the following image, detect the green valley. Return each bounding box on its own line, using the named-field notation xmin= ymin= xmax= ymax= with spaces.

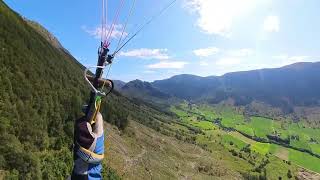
xmin=170 ymin=102 xmax=320 ymax=176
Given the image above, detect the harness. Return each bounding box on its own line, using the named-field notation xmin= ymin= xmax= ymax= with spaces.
xmin=75 ymin=143 xmax=105 ymax=164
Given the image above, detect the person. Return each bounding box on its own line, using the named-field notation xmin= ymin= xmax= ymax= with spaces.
xmin=71 ymin=112 xmax=104 ymax=180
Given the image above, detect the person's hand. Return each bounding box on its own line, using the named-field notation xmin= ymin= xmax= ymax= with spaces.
xmin=91 ymin=112 xmax=104 ymax=139
xmin=72 ymin=113 xmax=105 ymax=179
xmin=75 ymin=112 xmax=104 ymax=164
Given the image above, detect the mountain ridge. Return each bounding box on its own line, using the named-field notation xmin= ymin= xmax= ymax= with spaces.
xmin=118 ymin=61 xmax=320 ymax=115
xmin=142 ymin=62 xmax=318 ymax=83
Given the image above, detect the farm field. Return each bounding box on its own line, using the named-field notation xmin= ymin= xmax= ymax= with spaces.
xmin=171 ymin=102 xmax=320 ymax=175
xmin=193 ymin=104 xmax=320 ymax=156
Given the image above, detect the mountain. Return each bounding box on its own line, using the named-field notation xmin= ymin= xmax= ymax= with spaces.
xmin=152 ymin=62 xmax=320 ymax=112
xmin=121 ymin=79 xmax=171 ymax=100
xmin=113 ymin=80 xmax=126 ymax=91
xmin=25 ymin=19 xmax=65 ymax=51
xmin=118 ymin=79 xmax=181 ymax=110
xmin=118 ymin=62 xmax=320 ymax=116
xmin=152 ymin=74 xmax=220 ymax=100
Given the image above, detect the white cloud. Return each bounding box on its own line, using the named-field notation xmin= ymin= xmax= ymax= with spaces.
xmin=193 ymin=48 xmax=253 ymax=67
xmin=215 ymin=57 xmax=242 ymax=66
xmin=119 ymin=48 xmax=170 ymax=60
xmin=272 ymin=54 xmax=311 ymax=66
xmin=200 ymin=61 xmax=209 ymax=66
xmin=228 ymin=48 xmax=254 ymax=57
xmin=193 ymin=47 xmax=253 ymax=57
xmin=272 ymin=55 xmax=287 ymax=60
xmin=143 ymin=70 xmax=156 ymax=74
xmin=186 ymin=0 xmax=257 ymax=37
xmin=288 ymin=56 xmax=310 ymax=62
xmin=193 ymin=47 xmax=220 ymax=57
xmin=214 ymin=54 xmax=316 ymax=72
xmin=263 ymin=15 xmax=280 ymax=32
xmin=82 ymin=24 xmax=128 ymax=39
xmin=273 ymin=55 xmax=310 ymax=61
xmin=147 ymin=61 xmax=188 ymax=69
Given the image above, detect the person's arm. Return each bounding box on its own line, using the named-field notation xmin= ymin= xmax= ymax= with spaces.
xmin=71 ymin=112 xmax=104 ymax=180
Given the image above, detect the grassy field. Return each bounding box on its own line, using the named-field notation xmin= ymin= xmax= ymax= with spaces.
xmin=251 ymin=142 xmax=270 ymax=155
xmin=195 ymin=104 xmax=320 ymax=157
xmin=310 ymin=144 xmax=320 ymax=155
xmin=272 ymin=146 xmax=289 ymax=160
xmin=249 ymin=117 xmax=274 ymax=138
xmin=230 ymin=131 xmax=320 ymax=174
xmin=222 ymin=134 xmax=247 ymax=149
xmin=289 ymin=149 xmax=320 ymax=173
xmin=171 ymin=103 xmax=320 ymax=177
xmin=235 ymin=125 xmax=255 ymax=136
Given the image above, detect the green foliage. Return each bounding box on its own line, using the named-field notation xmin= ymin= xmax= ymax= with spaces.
xmin=102 ymin=165 xmax=121 ymax=180
xmin=240 ymin=171 xmax=264 ymax=180
xmin=287 ymin=170 xmax=292 ymax=178
xmin=39 ymin=148 xmax=73 ymax=179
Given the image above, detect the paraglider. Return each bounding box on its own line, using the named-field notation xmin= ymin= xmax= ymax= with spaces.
xmin=71 ymin=0 xmax=177 ymax=179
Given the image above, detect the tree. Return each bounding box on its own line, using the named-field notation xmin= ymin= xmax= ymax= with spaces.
xmin=287 ymin=170 xmax=292 ymax=179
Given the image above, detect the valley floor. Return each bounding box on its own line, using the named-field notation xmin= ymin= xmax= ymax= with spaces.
xmin=170 ymin=103 xmax=320 ymax=179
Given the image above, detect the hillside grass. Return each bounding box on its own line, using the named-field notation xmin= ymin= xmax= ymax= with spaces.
xmin=105 ymin=120 xmax=243 ymax=179
xmin=222 ymin=134 xmax=247 ymax=149
xmin=289 ymin=149 xmax=320 ymax=173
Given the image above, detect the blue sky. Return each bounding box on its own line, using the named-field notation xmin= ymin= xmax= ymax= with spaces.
xmin=4 ymin=0 xmax=320 ymax=82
